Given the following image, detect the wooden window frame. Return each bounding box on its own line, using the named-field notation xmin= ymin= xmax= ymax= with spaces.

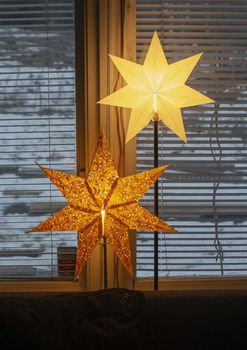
xmin=1 ymin=0 xmax=247 ymax=293
xmin=0 ymin=0 xmax=87 ymax=293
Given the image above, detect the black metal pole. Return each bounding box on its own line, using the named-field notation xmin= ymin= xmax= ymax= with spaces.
xmin=154 ymin=119 xmax=159 ymax=290
xmin=103 ymin=236 xmax=108 ymax=289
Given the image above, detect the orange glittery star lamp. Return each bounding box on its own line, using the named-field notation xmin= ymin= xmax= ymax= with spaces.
xmin=31 ymin=135 xmax=176 ymax=279
xmin=98 ymin=31 xmax=214 ymax=143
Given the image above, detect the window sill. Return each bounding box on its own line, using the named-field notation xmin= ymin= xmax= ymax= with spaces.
xmin=0 ymin=281 xmax=82 ymax=293
xmin=2 ymin=276 xmax=247 ymax=293
xmin=135 ymin=276 xmax=247 ymax=291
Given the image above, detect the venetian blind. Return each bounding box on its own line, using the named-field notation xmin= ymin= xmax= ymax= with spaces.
xmin=136 ymin=0 xmax=247 ymax=278
xmin=0 ymin=0 xmax=77 ymax=279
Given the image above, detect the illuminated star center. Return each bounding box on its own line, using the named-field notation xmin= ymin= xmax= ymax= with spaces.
xmin=153 ymin=91 xmax=157 ymax=113
xmin=100 ymin=208 xmax=106 ymax=236
xmin=153 ymin=91 xmax=159 ymax=121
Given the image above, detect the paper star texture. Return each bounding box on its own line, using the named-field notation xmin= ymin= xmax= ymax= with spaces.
xmin=98 ymin=31 xmax=214 ymax=143
xmin=31 ymin=135 xmax=176 ymax=279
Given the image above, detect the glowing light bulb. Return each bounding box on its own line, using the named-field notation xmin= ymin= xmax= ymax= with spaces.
xmin=153 ymin=92 xmax=159 ymax=121
xmin=101 ymin=209 xmax=106 ymax=236
xmin=153 ymin=92 xmax=157 ymax=113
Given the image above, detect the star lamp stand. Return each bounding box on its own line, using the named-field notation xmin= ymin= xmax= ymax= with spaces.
xmin=97 ymin=31 xmax=215 ymax=291
xmin=101 ymin=209 xmax=108 ymax=289
xmin=153 ymin=113 xmax=159 ymax=290
xmin=103 ymin=236 xmax=108 ymax=289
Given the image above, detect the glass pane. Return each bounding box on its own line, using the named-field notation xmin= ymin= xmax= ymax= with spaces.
xmin=0 ymin=0 xmax=77 ymax=279
xmin=136 ymin=0 xmax=247 ymax=278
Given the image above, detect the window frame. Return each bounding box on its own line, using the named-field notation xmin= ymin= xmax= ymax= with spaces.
xmin=0 ymin=0 xmax=87 ymax=292
xmin=1 ymin=0 xmax=247 ymax=293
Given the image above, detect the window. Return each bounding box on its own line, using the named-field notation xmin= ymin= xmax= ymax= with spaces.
xmin=2 ymin=0 xmax=246 ymax=290
xmin=136 ymin=0 xmax=247 ymax=279
xmin=0 ymin=0 xmax=76 ymax=280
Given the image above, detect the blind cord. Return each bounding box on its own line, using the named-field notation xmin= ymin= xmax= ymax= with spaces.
xmin=100 ymin=0 xmax=111 ymax=289
xmin=210 ymin=102 xmax=224 ymax=274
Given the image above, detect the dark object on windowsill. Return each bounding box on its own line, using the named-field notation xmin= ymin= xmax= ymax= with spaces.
xmin=57 ymin=246 xmax=77 ymax=277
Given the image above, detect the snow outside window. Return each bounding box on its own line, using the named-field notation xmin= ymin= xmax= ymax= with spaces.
xmin=0 ymin=0 xmax=77 ymax=279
